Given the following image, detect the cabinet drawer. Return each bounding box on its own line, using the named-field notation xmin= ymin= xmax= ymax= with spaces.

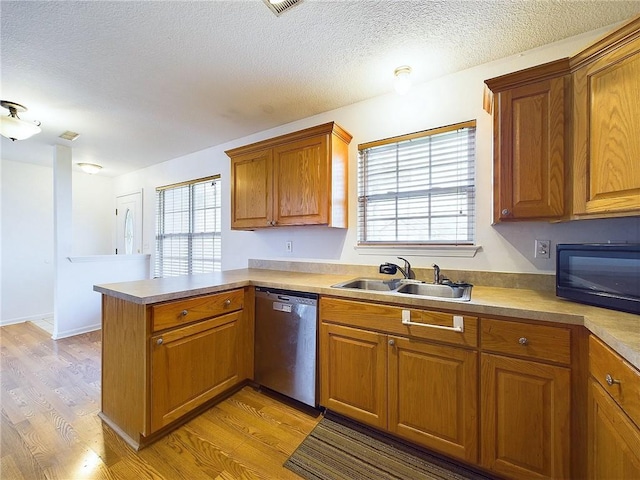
xmin=590 ymin=335 xmax=640 ymax=428
xmin=151 ymin=289 xmax=244 ymax=332
xmin=320 ymin=297 xmax=478 ymax=348
xmin=481 ymin=318 xmax=571 ymax=365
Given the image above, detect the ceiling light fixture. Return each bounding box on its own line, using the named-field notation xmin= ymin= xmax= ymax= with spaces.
xmin=393 ymin=66 xmax=412 ymax=95
xmin=0 ymin=100 xmax=42 ymax=141
xmin=77 ymin=163 xmax=102 ymax=174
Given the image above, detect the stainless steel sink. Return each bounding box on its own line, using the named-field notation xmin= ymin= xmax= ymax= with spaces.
xmin=395 ymin=282 xmax=471 ymax=300
xmin=331 ymin=277 xmax=472 ymax=301
xmin=331 ymin=278 xmax=402 ymax=291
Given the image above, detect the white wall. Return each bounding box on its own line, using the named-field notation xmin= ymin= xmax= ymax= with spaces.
xmin=115 ymin=27 xmax=637 ymax=276
xmin=1 ymin=160 xmax=54 ymax=323
xmin=0 ymin=157 xmax=116 ymax=325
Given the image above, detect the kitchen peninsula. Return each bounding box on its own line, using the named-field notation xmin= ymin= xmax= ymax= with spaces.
xmin=95 ymin=262 xmax=640 ymax=479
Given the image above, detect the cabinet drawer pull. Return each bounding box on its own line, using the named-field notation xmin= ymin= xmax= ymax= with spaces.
xmin=181 ymin=310 xmax=188 ymax=316
xmin=388 ymin=339 xmax=395 ymax=346
xmin=224 ymin=299 xmax=231 ymax=306
xmin=501 ymin=208 xmax=510 ymax=216
xmin=518 ymin=337 xmax=528 ymax=346
xmin=605 ymin=374 xmax=621 ymax=386
xmin=401 ymin=310 xmax=464 ymax=332
xmin=156 ymin=338 xmax=163 ymax=346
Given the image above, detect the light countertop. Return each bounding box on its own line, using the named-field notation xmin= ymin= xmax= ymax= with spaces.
xmin=94 ymin=268 xmax=640 ymax=370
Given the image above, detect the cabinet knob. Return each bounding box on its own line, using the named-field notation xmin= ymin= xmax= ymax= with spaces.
xmin=518 ymin=337 xmax=528 ymax=346
xmin=156 ymin=338 xmax=163 ymax=346
xmin=181 ymin=310 xmax=188 ymax=316
xmin=224 ymin=299 xmax=231 ymax=306
xmin=388 ymin=339 xmax=395 ymax=346
xmin=501 ymin=209 xmax=510 ymax=216
xmin=605 ymin=374 xmax=621 ymax=386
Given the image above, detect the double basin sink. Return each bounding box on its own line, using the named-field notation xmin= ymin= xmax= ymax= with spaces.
xmin=331 ymin=277 xmax=472 ymax=301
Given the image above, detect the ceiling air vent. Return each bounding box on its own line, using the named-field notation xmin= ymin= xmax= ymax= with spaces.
xmin=263 ymin=0 xmax=303 ymax=16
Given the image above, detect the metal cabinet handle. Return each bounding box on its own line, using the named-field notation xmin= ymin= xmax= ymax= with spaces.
xmin=401 ymin=310 xmax=464 ymax=333
xmin=518 ymin=337 xmax=528 ymax=346
xmin=181 ymin=310 xmax=188 ymax=316
xmin=501 ymin=208 xmax=510 ymax=216
xmin=224 ymin=299 xmax=231 ymax=306
xmin=156 ymin=338 xmax=163 ymax=346
xmin=388 ymin=339 xmax=395 ymax=346
xmin=605 ymin=374 xmax=621 ymax=386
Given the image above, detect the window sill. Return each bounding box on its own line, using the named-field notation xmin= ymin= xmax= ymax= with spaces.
xmin=354 ymin=244 xmax=481 ymax=258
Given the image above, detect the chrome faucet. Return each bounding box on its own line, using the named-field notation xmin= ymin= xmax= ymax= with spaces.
xmin=432 ymin=264 xmax=441 ymax=284
xmin=397 ymin=257 xmax=413 ymax=279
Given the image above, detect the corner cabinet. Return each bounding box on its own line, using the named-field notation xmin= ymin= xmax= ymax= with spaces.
xmin=99 ymin=287 xmax=254 ymax=449
xmin=226 ymin=122 xmax=352 ymax=230
xmin=571 ymin=18 xmax=640 ymax=218
xmin=485 ymin=59 xmax=570 ymax=223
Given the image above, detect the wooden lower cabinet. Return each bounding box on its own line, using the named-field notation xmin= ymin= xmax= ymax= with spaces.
xmin=150 ymin=311 xmax=242 ymax=431
xmin=100 ymin=288 xmax=253 ymax=449
xmin=319 ymin=323 xmax=387 ymax=429
xmin=588 ymin=334 xmax=640 ymax=478
xmin=319 ymin=318 xmax=478 ymax=463
xmin=480 ymin=353 xmax=571 ymax=479
xmin=388 ymin=336 xmax=478 ymax=462
xmin=588 ymin=379 xmax=640 ymax=478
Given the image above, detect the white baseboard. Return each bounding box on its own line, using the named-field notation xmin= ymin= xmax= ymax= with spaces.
xmin=0 ymin=312 xmax=54 ymax=327
xmin=53 ymin=323 xmax=101 ymax=340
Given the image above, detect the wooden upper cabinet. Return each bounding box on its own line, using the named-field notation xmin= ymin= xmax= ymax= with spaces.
xmin=226 ymin=122 xmax=352 ymax=229
xmin=485 ymin=59 xmax=570 ymax=223
xmin=229 ymin=149 xmax=273 ymax=229
xmin=571 ymin=17 xmax=640 ymax=217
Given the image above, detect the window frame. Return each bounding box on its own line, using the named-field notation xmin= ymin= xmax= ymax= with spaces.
xmin=155 ymin=175 xmax=222 ymax=278
xmin=357 ymin=120 xmax=477 ymax=249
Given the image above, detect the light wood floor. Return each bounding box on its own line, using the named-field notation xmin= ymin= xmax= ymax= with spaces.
xmin=1 ymin=321 xmax=321 ymax=479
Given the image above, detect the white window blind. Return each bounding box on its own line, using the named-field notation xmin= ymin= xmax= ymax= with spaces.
xmin=155 ymin=175 xmax=222 ymax=277
xmin=358 ymin=121 xmax=476 ymax=245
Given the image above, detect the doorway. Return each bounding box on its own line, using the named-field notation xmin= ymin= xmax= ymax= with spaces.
xmin=116 ymin=191 xmax=143 ymax=254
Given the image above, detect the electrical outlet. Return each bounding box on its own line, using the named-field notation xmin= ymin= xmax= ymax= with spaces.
xmin=286 ymin=241 xmax=292 ymax=253
xmin=535 ymin=239 xmax=551 ymax=259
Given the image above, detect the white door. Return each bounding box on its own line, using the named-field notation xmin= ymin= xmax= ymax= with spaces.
xmin=116 ymin=191 xmax=143 ymax=254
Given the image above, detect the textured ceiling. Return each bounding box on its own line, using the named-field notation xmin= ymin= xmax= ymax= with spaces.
xmin=2 ymin=1 xmax=639 ymax=177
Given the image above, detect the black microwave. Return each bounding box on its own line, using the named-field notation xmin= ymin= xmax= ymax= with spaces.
xmin=556 ymin=244 xmax=640 ymax=315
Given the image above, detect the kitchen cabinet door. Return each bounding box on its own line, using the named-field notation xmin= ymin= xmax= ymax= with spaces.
xmin=273 ymin=135 xmax=329 ymax=226
xmin=388 ymin=336 xmax=478 ymax=463
xmin=230 ymin=149 xmax=273 ymax=229
xmin=572 ymin=19 xmax=640 ymax=217
xmin=588 ymin=379 xmax=640 ymax=478
xmin=319 ymin=322 xmax=387 ymax=429
xmin=150 ymin=311 xmax=241 ymax=432
xmin=481 ymin=353 xmax=571 ymax=479
xmin=486 ymin=60 xmax=569 ymax=223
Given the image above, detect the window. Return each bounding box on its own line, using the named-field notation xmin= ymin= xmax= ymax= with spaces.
xmin=357 ymin=121 xmax=476 ymax=246
xmin=155 ymin=175 xmax=221 ymax=277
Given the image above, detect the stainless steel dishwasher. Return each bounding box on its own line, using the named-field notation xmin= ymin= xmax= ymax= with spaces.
xmin=254 ymin=287 xmax=318 ymax=407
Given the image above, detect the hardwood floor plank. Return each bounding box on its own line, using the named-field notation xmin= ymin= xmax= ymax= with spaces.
xmin=0 ymin=410 xmax=45 ymax=479
xmin=1 ymin=322 xmax=318 ymax=480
